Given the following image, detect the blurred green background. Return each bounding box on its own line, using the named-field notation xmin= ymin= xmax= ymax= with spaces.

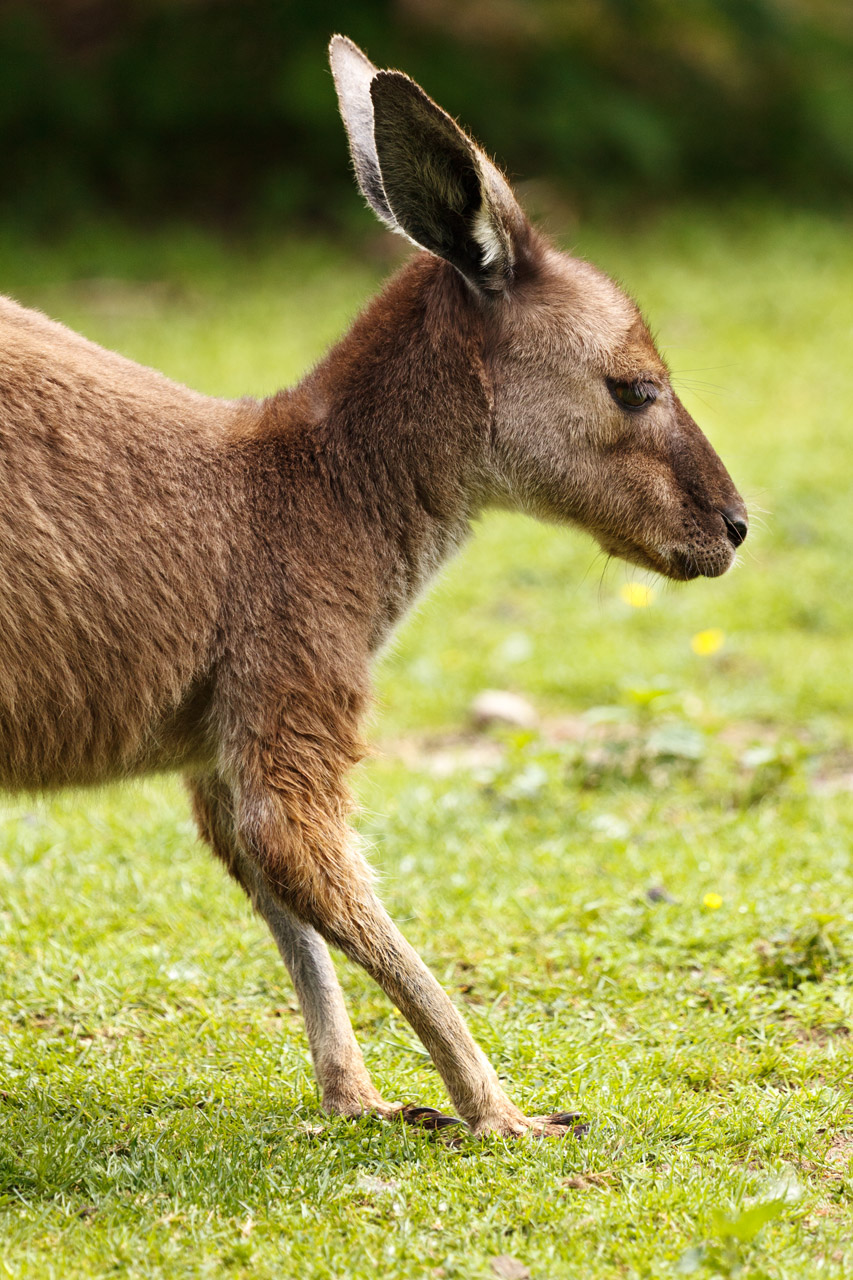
xmin=2 ymin=0 xmax=852 ymax=230
xmin=2 ymin=6 xmax=853 ymax=1278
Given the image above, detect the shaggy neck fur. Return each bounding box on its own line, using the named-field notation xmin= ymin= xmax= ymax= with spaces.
xmin=258 ymin=254 xmax=494 ymax=647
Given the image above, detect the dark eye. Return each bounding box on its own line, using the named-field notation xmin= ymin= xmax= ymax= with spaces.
xmin=607 ymin=380 xmax=658 ymax=411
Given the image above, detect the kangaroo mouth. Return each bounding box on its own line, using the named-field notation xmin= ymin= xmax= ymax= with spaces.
xmin=602 ymin=535 xmax=735 ymax=582
xmin=665 ymin=539 xmax=737 ymax=581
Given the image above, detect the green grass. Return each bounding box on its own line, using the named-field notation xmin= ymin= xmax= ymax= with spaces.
xmin=1 ymin=204 xmax=852 ymax=1277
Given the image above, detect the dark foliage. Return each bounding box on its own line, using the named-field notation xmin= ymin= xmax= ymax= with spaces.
xmin=1 ymin=0 xmax=852 ymax=229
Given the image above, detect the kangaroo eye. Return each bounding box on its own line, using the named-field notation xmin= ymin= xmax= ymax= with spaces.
xmin=608 ymin=380 xmax=658 ymax=411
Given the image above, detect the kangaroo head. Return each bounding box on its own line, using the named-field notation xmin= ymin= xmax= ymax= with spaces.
xmin=330 ymin=36 xmax=747 ymax=581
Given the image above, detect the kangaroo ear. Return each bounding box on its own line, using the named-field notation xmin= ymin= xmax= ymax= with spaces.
xmin=329 ymin=35 xmax=398 ymax=231
xmin=369 ymin=70 xmax=527 ymax=294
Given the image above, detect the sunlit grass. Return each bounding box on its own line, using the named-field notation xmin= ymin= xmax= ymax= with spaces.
xmin=1 ymin=205 xmax=852 ymax=1278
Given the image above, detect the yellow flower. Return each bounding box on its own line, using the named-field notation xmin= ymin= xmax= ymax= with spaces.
xmin=703 ymin=892 xmax=723 ymax=910
xmin=620 ymin=582 xmax=654 ymax=608
xmin=691 ymin=628 xmax=725 ymax=656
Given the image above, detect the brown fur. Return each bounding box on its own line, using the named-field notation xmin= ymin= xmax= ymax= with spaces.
xmin=0 ymin=39 xmax=747 ymax=1137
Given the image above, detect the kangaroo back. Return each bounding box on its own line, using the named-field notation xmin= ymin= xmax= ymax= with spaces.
xmin=0 ymin=297 xmax=251 ymax=787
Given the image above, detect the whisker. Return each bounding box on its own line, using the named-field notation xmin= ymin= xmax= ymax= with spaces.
xmin=672 ymin=376 xmax=730 ymax=394
xmin=677 ymin=390 xmax=717 ymax=413
xmin=580 ymin=548 xmax=606 ymax=588
xmin=597 ymin=554 xmax=614 ymax=607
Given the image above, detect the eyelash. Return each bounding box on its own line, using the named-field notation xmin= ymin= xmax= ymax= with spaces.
xmin=606 ymin=379 xmax=659 ymax=411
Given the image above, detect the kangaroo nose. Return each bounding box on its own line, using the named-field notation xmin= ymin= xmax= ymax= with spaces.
xmin=721 ymin=506 xmax=748 ymax=548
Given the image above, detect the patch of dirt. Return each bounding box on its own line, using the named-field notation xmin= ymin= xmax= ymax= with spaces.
xmin=787 ymin=1022 xmax=850 ymax=1045
xmin=798 ymin=1133 xmax=853 ymax=1185
xmin=15 ymin=1010 xmax=59 ymax=1030
xmin=489 ymin=1257 xmax=531 ymax=1280
xmin=811 ymin=749 xmax=853 ymax=795
xmin=560 ymin=1170 xmax=619 ymax=1192
xmin=824 ymin=1135 xmax=853 ymax=1173
xmin=389 ymin=733 xmax=503 ymax=777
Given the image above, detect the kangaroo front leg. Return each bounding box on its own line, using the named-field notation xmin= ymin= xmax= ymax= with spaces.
xmin=234 ymin=775 xmax=576 ymax=1137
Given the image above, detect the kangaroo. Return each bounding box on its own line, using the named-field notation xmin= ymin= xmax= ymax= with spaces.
xmin=0 ymin=36 xmax=747 ymax=1138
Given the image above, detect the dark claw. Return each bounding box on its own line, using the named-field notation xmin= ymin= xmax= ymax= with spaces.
xmin=546 ymin=1111 xmax=589 ymax=1136
xmin=546 ymin=1111 xmax=581 ymax=1125
xmin=400 ymin=1104 xmax=463 ymax=1131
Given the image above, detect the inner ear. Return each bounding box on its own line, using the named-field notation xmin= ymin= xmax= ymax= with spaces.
xmin=329 ymin=35 xmax=398 ymax=230
xmin=370 ymin=71 xmax=518 ymax=293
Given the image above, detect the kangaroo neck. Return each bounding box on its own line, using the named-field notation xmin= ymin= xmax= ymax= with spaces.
xmin=304 ymin=254 xmax=494 ymax=641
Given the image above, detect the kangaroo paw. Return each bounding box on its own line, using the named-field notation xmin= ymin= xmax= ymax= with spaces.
xmin=472 ymin=1107 xmax=588 ymax=1139
xmin=400 ymin=1104 xmax=463 ymax=1131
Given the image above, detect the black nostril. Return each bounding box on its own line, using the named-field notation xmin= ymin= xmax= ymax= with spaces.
xmin=721 ymin=506 xmax=748 ymax=548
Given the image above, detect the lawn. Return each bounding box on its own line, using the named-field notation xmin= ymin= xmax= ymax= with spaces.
xmin=0 ymin=204 xmax=851 ymax=1278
